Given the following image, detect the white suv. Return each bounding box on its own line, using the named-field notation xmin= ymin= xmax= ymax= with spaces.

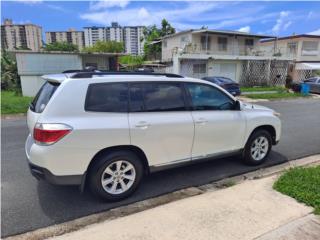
xmin=25 ymin=72 xmax=281 ymax=201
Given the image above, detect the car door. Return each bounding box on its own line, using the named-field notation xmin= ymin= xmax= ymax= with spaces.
xmin=128 ymin=82 xmax=194 ymax=167
xmin=185 ymin=82 xmax=246 ymax=159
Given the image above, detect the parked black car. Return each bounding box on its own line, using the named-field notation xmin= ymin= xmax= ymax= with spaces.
xmin=291 ymin=77 xmax=320 ymax=94
xmin=202 ymin=76 xmax=241 ymax=96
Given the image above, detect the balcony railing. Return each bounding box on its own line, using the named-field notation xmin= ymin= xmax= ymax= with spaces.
xmin=181 ymin=43 xmax=296 ymax=58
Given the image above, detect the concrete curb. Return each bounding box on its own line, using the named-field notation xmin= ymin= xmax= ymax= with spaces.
xmin=5 ymin=154 xmax=320 ymax=240
xmin=1 ymin=113 xmax=26 ymax=120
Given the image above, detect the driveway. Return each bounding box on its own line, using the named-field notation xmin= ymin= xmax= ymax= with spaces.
xmin=2 ymin=98 xmax=320 ymax=237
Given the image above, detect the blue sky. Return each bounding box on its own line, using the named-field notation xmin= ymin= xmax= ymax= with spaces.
xmin=2 ymin=0 xmax=320 ymax=38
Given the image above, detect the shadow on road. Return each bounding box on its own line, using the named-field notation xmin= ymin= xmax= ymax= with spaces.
xmin=36 ymin=151 xmax=287 ymax=224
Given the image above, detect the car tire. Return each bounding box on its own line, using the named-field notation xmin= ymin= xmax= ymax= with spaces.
xmin=89 ymin=150 xmax=144 ymax=201
xmin=243 ymin=130 xmax=272 ymax=166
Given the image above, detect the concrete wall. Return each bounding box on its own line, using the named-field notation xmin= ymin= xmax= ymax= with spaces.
xmin=20 ymin=76 xmax=46 ymax=97
xmin=16 ymin=52 xmax=82 ymax=96
xmin=259 ymin=37 xmax=320 ymax=61
xmin=162 ymin=32 xmax=192 ymax=62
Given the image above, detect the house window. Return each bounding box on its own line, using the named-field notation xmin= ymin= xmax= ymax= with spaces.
xmin=245 ymin=39 xmax=254 ymax=47
xmin=201 ymin=35 xmax=211 ymax=50
xmin=193 ymin=63 xmax=207 ymax=74
xmin=287 ymin=42 xmax=297 ymax=55
xmin=218 ymin=37 xmax=228 ymax=51
xmin=302 ymin=41 xmax=319 ymax=56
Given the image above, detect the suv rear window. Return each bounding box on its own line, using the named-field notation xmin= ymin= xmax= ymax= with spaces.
xmin=30 ymin=81 xmax=60 ymax=113
xmin=85 ymin=83 xmax=128 ymax=112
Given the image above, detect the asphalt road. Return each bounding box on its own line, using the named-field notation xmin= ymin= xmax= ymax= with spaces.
xmin=2 ymin=98 xmax=320 ymax=237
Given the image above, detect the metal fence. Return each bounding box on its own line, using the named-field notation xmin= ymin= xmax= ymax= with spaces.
xmin=175 ymin=58 xmax=291 ymax=86
xmin=240 ymin=60 xmax=290 ymax=86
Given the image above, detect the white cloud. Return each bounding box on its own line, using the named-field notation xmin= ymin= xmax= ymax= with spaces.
xmin=89 ymin=0 xmax=130 ymax=11
xmin=238 ymin=26 xmax=250 ymax=33
xmin=272 ymin=11 xmax=291 ymax=34
xmin=308 ymin=29 xmax=320 ymax=35
xmin=80 ymin=2 xmax=275 ymax=31
xmin=14 ymin=0 xmax=42 ymax=4
xmin=47 ymin=4 xmax=68 ymax=13
xmin=283 ymin=21 xmax=292 ymax=30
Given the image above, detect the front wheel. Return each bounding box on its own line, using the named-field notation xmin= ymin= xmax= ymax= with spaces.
xmin=243 ymin=130 xmax=272 ymax=165
xmin=89 ymin=150 xmax=143 ymax=201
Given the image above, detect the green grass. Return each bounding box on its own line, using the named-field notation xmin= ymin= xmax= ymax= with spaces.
xmin=1 ymin=91 xmax=33 ymax=115
xmin=273 ymin=166 xmax=320 ymax=215
xmin=243 ymin=92 xmax=306 ymax=99
xmin=240 ymin=86 xmax=286 ymax=92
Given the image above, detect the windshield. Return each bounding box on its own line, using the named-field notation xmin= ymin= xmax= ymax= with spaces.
xmin=30 ymin=81 xmax=60 ymax=113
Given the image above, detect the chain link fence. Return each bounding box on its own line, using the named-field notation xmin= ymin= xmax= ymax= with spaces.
xmin=240 ymin=60 xmax=290 ymax=86
xmin=170 ymin=58 xmax=291 ymax=86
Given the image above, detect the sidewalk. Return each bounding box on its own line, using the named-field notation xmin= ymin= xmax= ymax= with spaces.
xmin=48 ymin=175 xmax=320 ymax=240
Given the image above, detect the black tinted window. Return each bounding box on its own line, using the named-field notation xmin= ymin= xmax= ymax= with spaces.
xmin=31 ymin=81 xmax=59 ymax=113
xmin=129 ymin=82 xmax=186 ymax=112
xmin=186 ymin=83 xmax=234 ymax=110
xmin=85 ymin=83 xmax=128 ymax=112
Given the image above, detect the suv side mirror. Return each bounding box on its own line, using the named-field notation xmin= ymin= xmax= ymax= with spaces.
xmin=233 ymin=100 xmax=241 ymax=111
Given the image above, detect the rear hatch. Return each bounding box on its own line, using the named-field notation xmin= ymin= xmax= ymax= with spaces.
xmin=27 ymin=81 xmax=60 ymax=134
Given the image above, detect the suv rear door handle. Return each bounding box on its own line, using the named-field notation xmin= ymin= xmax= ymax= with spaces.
xmin=195 ymin=118 xmax=208 ymax=124
xmin=135 ymin=121 xmax=151 ymax=129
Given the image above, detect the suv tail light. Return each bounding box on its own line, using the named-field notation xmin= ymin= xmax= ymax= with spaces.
xmin=33 ymin=123 xmax=72 ymax=145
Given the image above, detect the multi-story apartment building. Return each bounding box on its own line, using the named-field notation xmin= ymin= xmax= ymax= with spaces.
xmin=45 ymin=28 xmax=85 ymax=50
xmin=1 ymin=19 xmax=42 ymax=51
xmin=259 ymin=34 xmax=320 ymax=80
xmin=83 ymin=22 xmax=145 ymax=55
xmin=123 ymin=26 xmax=145 ymax=56
xmin=106 ymin=22 xmax=123 ymax=42
xmin=84 ymin=26 xmax=106 ymax=47
xmin=160 ymin=29 xmax=294 ymax=86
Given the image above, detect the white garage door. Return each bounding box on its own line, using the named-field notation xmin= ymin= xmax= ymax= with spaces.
xmin=211 ymin=63 xmax=237 ymax=81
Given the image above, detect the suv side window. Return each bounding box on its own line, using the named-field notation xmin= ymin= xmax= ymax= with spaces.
xmin=85 ymin=83 xmax=128 ymax=112
xmin=129 ymin=82 xmax=186 ymax=112
xmin=186 ymin=83 xmax=234 ymax=110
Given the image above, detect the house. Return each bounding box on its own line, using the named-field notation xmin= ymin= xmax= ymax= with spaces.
xmin=160 ymin=29 xmax=294 ymax=86
xmin=259 ymin=34 xmax=320 ymax=81
xmin=13 ymin=50 xmax=126 ymax=96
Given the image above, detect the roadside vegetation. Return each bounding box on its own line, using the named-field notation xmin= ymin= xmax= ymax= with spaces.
xmin=242 ymin=86 xmax=306 ymax=99
xmin=1 ymin=91 xmax=33 ymax=114
xmin=273 ymin=166 xmax=320 ymax=214
xmin=240 ymin=86 xmax=286 ymax=92
xmin=243 ymin=92 xmax=305 ymax=99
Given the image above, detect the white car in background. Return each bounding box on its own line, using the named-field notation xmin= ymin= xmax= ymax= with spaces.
xmin=25 ymin=72 xmax=281 ymax=201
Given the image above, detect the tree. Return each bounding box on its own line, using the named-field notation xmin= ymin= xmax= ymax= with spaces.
xmin=143 ymin=25 xmax=161 ymax=60
xmin=119 ymin=55 xmax=144 ymax=70
xmin=143 ymin=19 xmax=175 ymax=60
xmin=43 ymin=42 xmax=78 ymax=52
xmin=160 ymin=19 xmax=175 ymax=36
xmin=1 ymin=49 xmax=21 ymax=93
xmin=82 ymin=41 xmax=124 ymax=53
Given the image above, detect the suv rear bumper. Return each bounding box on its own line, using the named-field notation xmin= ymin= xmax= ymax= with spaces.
xmin=28 ymin=161 xmax=83 ymax=185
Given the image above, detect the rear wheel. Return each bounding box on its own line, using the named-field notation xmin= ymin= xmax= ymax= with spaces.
xmin=89 ymin=150 xmax=143 ymax=201
xmin=243 ymin=130 xmax=272 ymax=165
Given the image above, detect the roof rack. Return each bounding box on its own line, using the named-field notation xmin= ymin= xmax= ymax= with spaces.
xmin=70 ymin=71 xmax=184 ymax=79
